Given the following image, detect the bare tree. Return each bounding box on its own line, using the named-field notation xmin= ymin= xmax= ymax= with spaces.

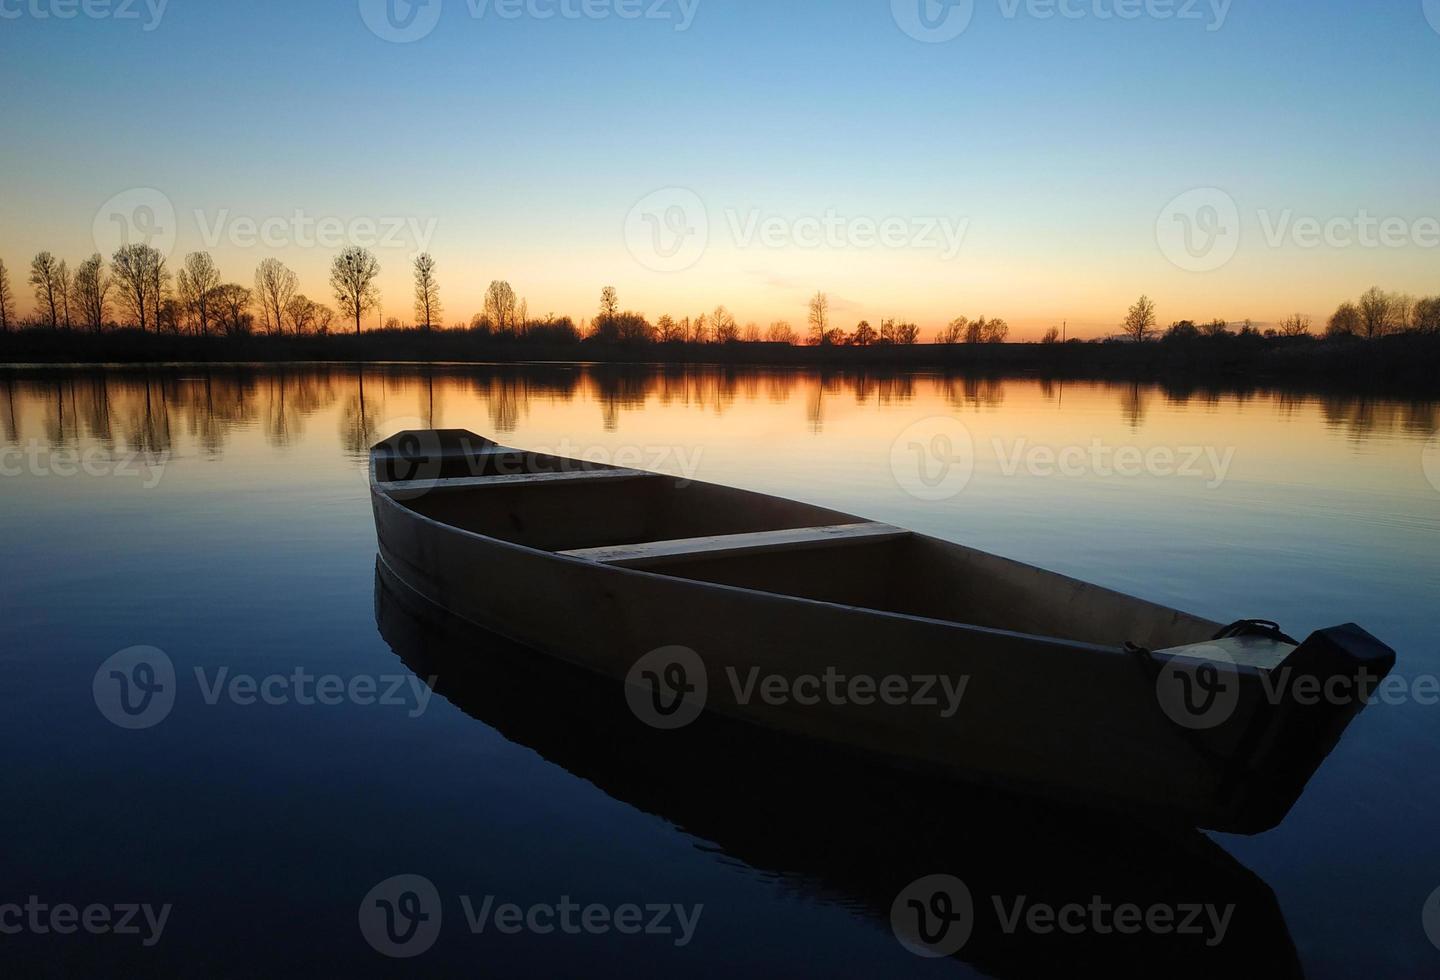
xmin=254 ymin=258 xmax=298 ymax=335
xmin=56 ymin=260 xmax=73 ymax=329
xmin=614 ymin=312 xmax=654 ymax=344
xmin=331 ymin=248 xmax=381 ymax=337
xmin=72 ymin=254 xmax=111 ymax=331
xmin=1390 ymin=293 xmax=1416 ymax=333
xmin=413 ymin=253 xmax=441 ymax=331
xmin=485 ymin=280 xmax=518 ymax=336
xmin=158 ymin=297 xmax=182 ymax=334
xmin=586 ymin=286 xmax=619 ymax=341
xmin=766 ymin=321 xmax=796 ymax=344
xmin=1041 ymin=326 xmax=1062 ymax=344
xmin=1278 ymin=314 xmax=1312 ymax=338
xmin=807 ymin=292 xmax=829 ymax=345
xmin=937 ymin=317 xmax=967 ymax=345
xmin=177 ymin=252 xmax=221 ymax=337
xmin=29 ymin=252 xmax=62 ymax=327
xmin=1327 ymin=301 xmax=1361 ymax=338
xmin=711 ymin=305 xmax=738 ymax=343
xmin=149 ymin=254 xmax=171 ymax=330
xmin=851 ymin=321 xmax=877 ymax=346
xmin=1122 ymin=295 xmax=1157 ymax=342
xmin=1357 ymin=287 xmax=1393 ymax=340
xmin=655 ymin=314 xmax=678 ymax=343
xmin=111 ymin=244 xmax=167 ymax=331
xmin=285 ymin=294 xmax=319 ymax=334
xmin=0 ymin=258 xmax=15 ymax=331
xmin=177 ymin=267 xmax=201 ymax=335
xmin=979 ymin=317 xmax=1009 ymax=342
xmin=945 ymin=315 xmax=1003 ymax=344
xmin=1415 ymin=297 xmax=1440 ymax=335
xmin=214 ymin=283 xmax=255 ymax=336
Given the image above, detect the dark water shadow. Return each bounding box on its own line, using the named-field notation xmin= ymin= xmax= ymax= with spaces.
xmin=373 ymin=560 xmax=1303 ymax=978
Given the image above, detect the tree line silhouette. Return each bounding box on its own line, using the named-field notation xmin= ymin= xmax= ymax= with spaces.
xmin=1114 ymin=290 xmax=1440 ymax=344
xmin=0 ymin=247 xmax=979 ymax=347
xmin=6 ymin=245 xmax=390 ymax=339
xmin=2 ymin=248 xmax=1436 ymax=353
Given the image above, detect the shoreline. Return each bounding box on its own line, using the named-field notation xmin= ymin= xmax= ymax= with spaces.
xmin=2 ymin=329 xmax=1438 ymax=395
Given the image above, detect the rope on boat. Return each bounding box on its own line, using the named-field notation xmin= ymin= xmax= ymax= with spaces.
xmin=1211 ymin=619 xmax=1299 ymax=645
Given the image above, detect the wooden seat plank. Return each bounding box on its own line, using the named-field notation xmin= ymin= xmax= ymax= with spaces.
xmin=558 ymin=522 xmax=909 ymax=569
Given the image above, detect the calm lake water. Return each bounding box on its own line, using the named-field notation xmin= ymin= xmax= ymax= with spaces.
xmin=2 ymin=363 xmax=1437 ymax=978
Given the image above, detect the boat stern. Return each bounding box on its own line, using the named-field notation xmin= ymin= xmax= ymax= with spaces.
xmin=1155 ymin=622 xmax=1396 ymax=834
xmin=1229 ymin=623 xmax=1396 ymax=832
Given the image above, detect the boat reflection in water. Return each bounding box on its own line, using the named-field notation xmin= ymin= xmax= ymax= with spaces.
xmin=374 ymin=560 xmax=1303 ymax=978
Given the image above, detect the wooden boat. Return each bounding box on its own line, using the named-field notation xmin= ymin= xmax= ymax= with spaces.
xmin=370 ymin=429 xmax=1395 ymax=834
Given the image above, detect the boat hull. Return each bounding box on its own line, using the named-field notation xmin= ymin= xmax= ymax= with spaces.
xmin=370 ymin=430 xmax=1396 ymax=834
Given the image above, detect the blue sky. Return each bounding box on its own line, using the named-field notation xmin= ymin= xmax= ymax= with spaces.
xmin=2 ymin=0 xmax=1437 ymax=336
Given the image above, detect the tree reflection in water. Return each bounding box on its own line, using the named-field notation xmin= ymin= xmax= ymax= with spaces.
xmin=0 ymin=365 xmax=1432 ymax=461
